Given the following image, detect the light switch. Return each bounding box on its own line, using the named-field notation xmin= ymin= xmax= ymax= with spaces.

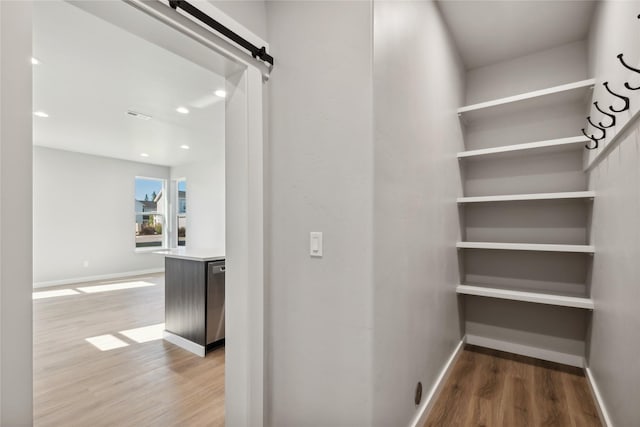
xmin=310 ymin=232 xmax=323 ymax=257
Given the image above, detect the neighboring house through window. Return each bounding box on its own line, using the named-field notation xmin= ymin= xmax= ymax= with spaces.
xmin=134 ymin=177 xmax=166 ymax=249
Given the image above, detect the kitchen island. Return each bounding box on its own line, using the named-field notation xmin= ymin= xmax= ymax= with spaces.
xmin=155 ymin=248 xmax=225 ymax=357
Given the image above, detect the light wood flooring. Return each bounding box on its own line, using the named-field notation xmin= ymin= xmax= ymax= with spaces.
xmin=424 ymin=345 xmax=601 ymax=427
xmin=34 ymin=273 xmax=224 ymax=426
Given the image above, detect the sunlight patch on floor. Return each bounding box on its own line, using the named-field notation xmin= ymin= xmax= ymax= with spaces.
xmin=119 ymin=323 xmax=165 ymax=343
xmin=99 ymin=276 xmax=154 ymax=284
xmin=77 ymin=281 xmax=156 ymax=293
xmin=85 ymin=334 xmax=129 ymax=351
xmin=33 ymin=289 xmax=81 ymax=299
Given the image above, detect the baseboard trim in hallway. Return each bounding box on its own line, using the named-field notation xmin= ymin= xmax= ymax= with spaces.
xmin=408 ymin=338 xmax=465 ymax=427
xmin=465 ymin=334 xmax=585 ymax=368
xmin=585 ymin=367 xmax=613 ymax=427
xmin=33 ymin=268 xmax=165 ymax=288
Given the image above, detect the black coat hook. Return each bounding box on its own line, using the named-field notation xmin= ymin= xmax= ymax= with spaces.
xmin=603 ymin=81 xmax=630 ymax=112
xmin=616 ymin=53 xmax=640 ymax=90
xmin=581 ymin=128 xmax=602 ymax=150
xmin=593 ymin=101 xmax=616 ymax=128
xmin=587 ymin=116 xmax=607 ymax=138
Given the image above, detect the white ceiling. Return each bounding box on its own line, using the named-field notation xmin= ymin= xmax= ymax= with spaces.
xmin=437 ymin=0 xmax=597 ymax=70
xmin=33 ymin=1 xmax=226 ymax=167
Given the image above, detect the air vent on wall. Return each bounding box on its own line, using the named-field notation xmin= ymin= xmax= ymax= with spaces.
xmin=126 ymin=110 xmax=152 ymax=121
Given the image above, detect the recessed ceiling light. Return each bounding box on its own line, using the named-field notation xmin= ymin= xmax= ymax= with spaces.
xmin=31 ymin=57 xmax=40 ymax=65
xmin=180 ymin=145 xmax=190 ymax=150
xmin=176 ymin=106 xmax=189 ymax=114
xmin=214 ymin=89 xmax=227 ymax=98
xmin=33 ymin=111 xmax=49 ymax=118
xmin=140 ymin=153 xmax=150 ymax=158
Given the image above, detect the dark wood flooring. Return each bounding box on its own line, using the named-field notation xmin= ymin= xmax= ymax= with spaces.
xmin=424 ymin=345 xmax=601 ymax=427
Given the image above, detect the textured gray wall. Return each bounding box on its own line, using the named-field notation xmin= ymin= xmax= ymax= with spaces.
xmin=266 ymin=2 xmax=374 ymax=425
xmin=588 ymin=131 xmax=640 ymax=426
xmin=0 ymin=1 xmax=33 ymax=424
xmin=209 ymin=0 xmax=268 ymax=41
xmin=586 ymin=2 xmax=640 ymax=425
xmin=372 ymin=1 xmax=465 ymax=425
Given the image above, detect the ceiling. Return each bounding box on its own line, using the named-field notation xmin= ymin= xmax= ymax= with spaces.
xmin=33 ymin=1 xmax=226 ymax=167
xmin=437 ymin=0 xmax=598 ymax=70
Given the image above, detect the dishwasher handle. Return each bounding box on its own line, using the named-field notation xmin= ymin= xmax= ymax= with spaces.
xmin=208 ymin=261 xmax=226 ymax=276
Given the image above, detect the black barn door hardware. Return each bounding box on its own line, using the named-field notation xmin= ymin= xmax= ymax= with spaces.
xmin=616 ymin=54 xmax=640 ymax=90
xmin=602 ymin=81 xmax=630 ymax=112
xmin=593 ymin=101 xmax=616 ymax=128
xmin=168 ymin=0 xmax=274 ymax=66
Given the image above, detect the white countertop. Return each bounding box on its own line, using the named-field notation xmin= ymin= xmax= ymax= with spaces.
xmin=154 ymin=248 xmax=225 ymax=262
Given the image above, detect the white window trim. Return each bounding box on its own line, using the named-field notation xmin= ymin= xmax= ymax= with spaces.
xmin=175 ymin=177 xmax=187 ymax=248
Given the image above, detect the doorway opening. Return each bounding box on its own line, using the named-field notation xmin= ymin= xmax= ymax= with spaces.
xmin=31 ymin=1 xmax=264 ymax=425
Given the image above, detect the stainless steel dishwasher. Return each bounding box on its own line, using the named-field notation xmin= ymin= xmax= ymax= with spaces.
xmin=206 ymin=260 xmax=225 ymax=345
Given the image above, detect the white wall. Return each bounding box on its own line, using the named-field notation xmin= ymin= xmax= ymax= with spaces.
xmin=170 ymin=149 xmax=225 ymax=250
xmin=0 ymin=1 xmax=33 ymax=424
xmin=372 ymin=1 xmax=465 ymax=425
xmin=464 ymin=41 xmax=589 ymax=151
xmin=209 ymin=0 xmax=268 ymax=41
xmin=466 ymin=40 xmax=588 ymax=104
xmin=586 ymin=2 xmax=640 ymax=426
xmin=33 ymin=147 xmax=169 ymax=285
xmin=266 ymin=2 xmax=374 ymax=425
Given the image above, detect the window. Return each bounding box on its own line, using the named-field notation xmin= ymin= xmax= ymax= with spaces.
xmin=134 ymin=177 xmax=166 ymax=249
xmin=177 ymin=179 xmax=187 ymax=247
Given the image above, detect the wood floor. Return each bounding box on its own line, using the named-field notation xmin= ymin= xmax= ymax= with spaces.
xmin=33 ymin=273 xmax=224 ymax=427
xmin=424 ymin=345 xmax=601 ymax=427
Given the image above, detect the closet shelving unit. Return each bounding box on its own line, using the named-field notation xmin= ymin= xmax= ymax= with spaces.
xmin=456 ymin=78 xmax=596 ymax=366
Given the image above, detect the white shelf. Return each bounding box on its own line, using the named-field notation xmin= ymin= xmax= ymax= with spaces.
xmin=457 ymin=284 xmax=594 ymax=309
xmin=457 ymin=79 xmax=595 ymax=122
xmin=457 ymin=136 xmax=588 ymax=159
xmin=457 ymin=191 xmax=595 ymax=204
xmin=456 ymin=242 xmax=595 ymax=253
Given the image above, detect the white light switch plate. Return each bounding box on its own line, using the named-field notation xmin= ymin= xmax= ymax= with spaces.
xmin=310 ymin=232 xmax=323 ymax=257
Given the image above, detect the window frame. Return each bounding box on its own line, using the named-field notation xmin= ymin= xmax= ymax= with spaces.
xmin=175 ymin=178 xmax=187 ymax=247
xmin=134 ymin=176 xmax=168 ymax=252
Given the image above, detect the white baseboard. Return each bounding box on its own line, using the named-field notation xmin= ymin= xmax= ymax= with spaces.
xmin=408 ymin=338 xmax=465 ymax=427
xmin=465 ymin=334 xmax=584 ymax=368
xmin=33 ymin=268 xmax=165 ymax=289
xmin=585 ymin=367 xmax=613 ymax=427
xmin=163 ymin=330 xmax=205 ymax=357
